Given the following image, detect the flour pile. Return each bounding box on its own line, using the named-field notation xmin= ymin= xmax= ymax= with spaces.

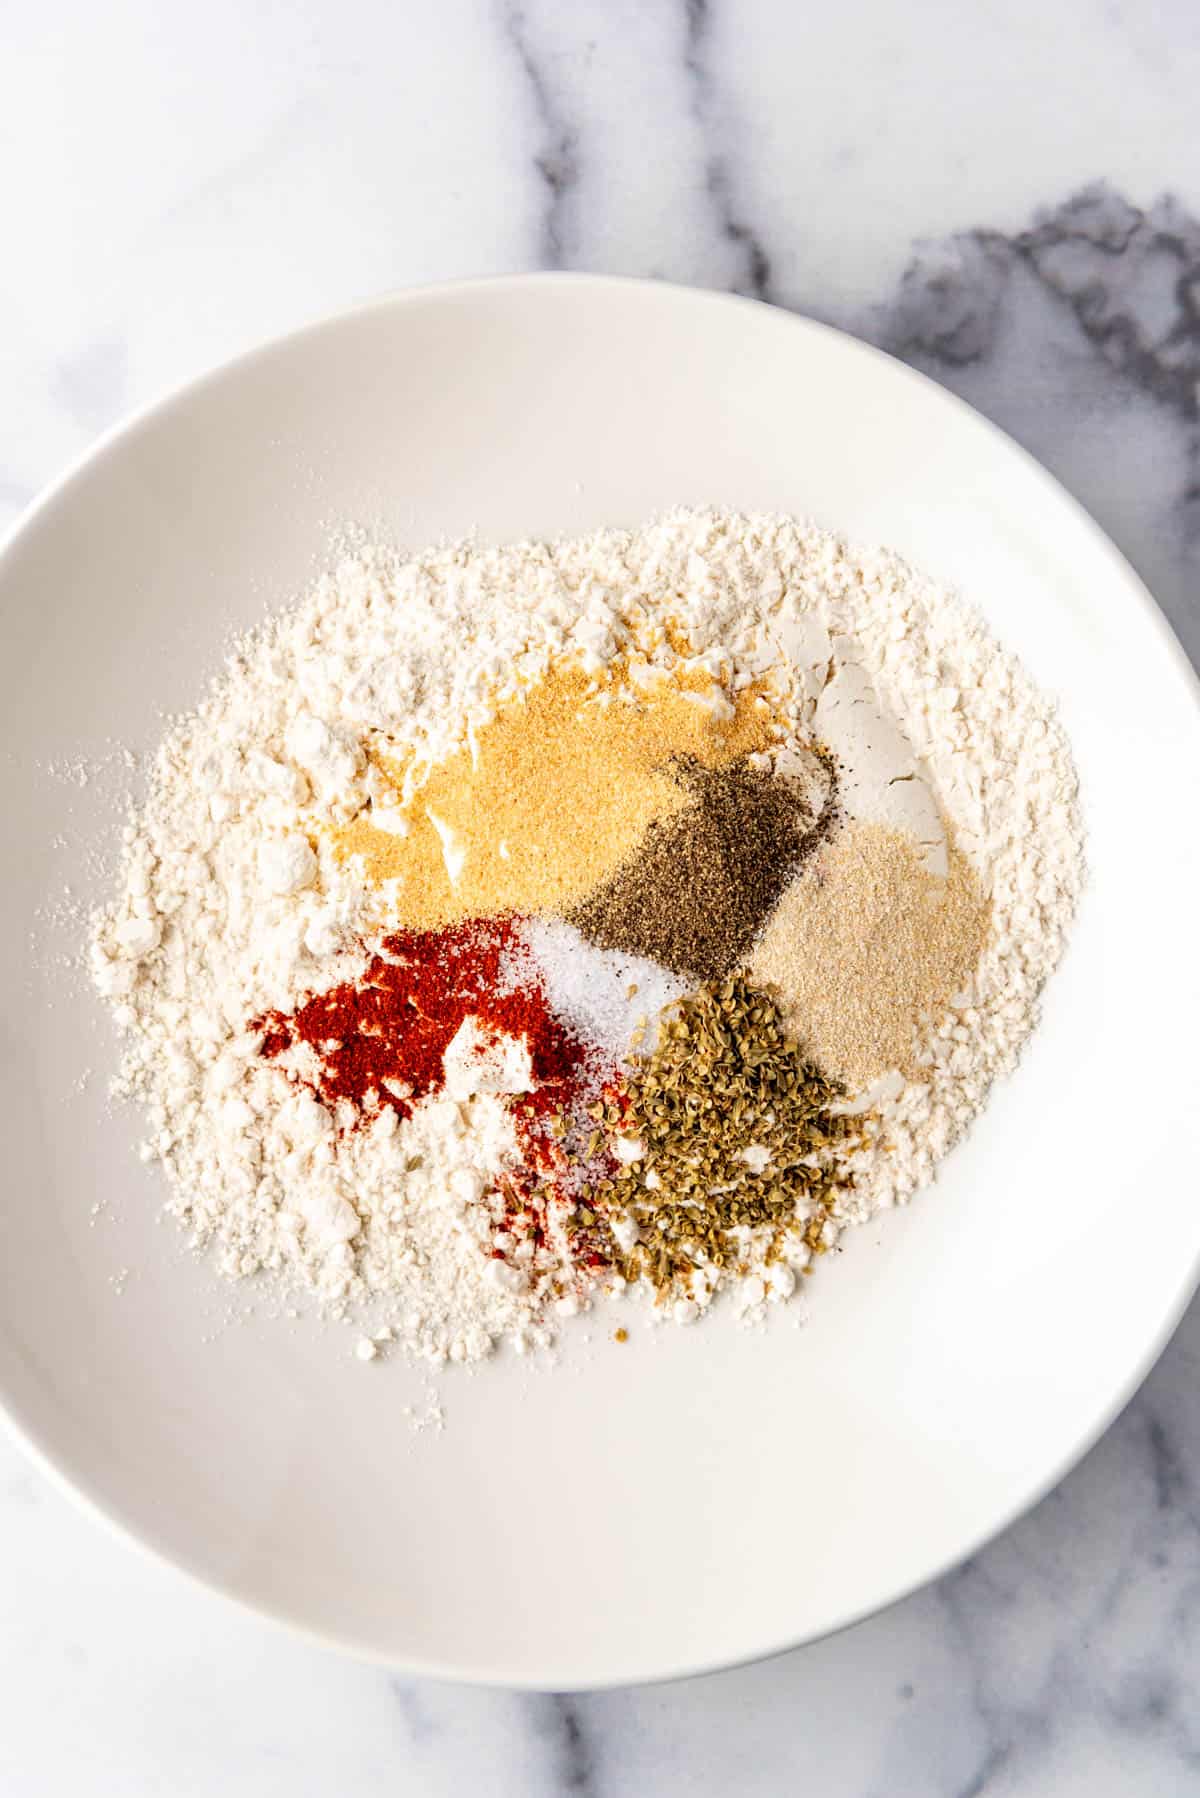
xmin=90 ymin=510 xmax=1084 ymax=1364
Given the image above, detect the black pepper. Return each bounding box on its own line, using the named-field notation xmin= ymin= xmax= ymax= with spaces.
xmin=569 ymin=752 xmax=837 ymax=981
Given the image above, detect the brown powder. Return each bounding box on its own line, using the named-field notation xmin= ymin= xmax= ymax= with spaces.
xmin=570 ymin=756 xmax=836 ymax=983
xmin=328 ymin=660 xmax=780 ymax=929
xmin=748 ymin=820 xmax=990 ymax=1091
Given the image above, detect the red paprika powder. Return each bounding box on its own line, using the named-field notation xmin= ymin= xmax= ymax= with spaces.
xmin=256 ymin=916 xmax=593 ymax=1124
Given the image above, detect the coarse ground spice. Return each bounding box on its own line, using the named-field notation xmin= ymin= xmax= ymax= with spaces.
xmin=570 ymin=753 xmax=837 ymax=983
xmin=580 ymin=973 xmax=870 ymax=1301
xmin=749 ymin=819 xmax=991 ymax=1089
xmin=328 ymin=658 xmax=781 ymax=928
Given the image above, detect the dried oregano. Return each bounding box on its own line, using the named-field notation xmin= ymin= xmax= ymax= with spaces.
xmin=573 ymin=972 xmax=871 ymax=1300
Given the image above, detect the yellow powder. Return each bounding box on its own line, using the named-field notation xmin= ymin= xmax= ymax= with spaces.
xmin=329 ymin=659 xmax=781 ymax=929
xmin=748 ymin=819 xmax=991 ymax=1091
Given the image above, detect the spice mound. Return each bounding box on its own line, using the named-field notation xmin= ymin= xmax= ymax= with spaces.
xmin=90 ymin=508 xmax=1084 ymax=1366
xmin=600 ymin=975 xmax=868 ymax=1312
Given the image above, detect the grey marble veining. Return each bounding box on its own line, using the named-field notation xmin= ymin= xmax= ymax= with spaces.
xmin=502 ymin=3 xmax=581 ymax=268
xmin=683 ymin=0 xmax=776 ymax=302
xmin=2 ymin=2 xmax=1199 ymax=1792
xmin=874 ymin=184 xmax=1200 ymax=667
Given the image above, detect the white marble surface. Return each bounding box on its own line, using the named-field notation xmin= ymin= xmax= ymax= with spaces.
xmin=3 ymin=2 xmax=1200 ymax=1791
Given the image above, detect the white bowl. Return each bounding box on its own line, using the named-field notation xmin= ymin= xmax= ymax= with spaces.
xmin=2 ymin=275 xmax=1198 ymax=1688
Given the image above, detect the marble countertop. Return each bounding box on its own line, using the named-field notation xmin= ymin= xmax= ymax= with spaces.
xmin=3 ymin=2 xmax=1199 ymax=1791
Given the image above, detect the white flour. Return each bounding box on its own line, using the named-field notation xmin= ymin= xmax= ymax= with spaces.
xmin=90 ymin=509 xmax=1083 ymax=1360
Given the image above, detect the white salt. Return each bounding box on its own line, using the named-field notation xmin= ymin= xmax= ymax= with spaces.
xmin=517 ymin=917 xmax=688 ymax=1063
